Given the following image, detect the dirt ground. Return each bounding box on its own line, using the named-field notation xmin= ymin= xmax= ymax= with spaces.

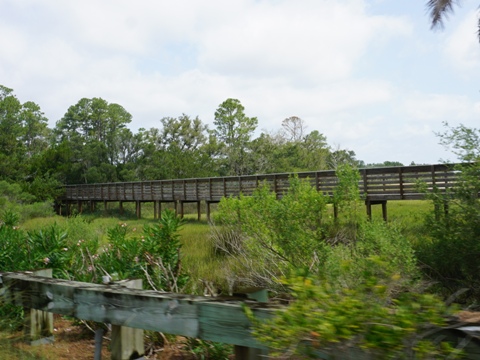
xmin=3 ymin=315 xmax=197 ymax=360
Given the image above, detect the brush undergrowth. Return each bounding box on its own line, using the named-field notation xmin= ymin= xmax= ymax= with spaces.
xmin=0 ymin=188 xmax=455 ymax=359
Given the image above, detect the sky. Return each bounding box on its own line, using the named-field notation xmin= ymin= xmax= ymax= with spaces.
xmin=1 ymin=0 xmax=479 ymax=166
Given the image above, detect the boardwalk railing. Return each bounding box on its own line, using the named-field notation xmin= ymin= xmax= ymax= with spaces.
xmin=62 ymin=163 xmax=460 ymax=202
xmin=56 ymin=163 xmax=463 ymax=220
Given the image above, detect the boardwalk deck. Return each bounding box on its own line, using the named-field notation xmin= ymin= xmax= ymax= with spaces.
xmin=56 ymin=163 xmax=462 ymax=220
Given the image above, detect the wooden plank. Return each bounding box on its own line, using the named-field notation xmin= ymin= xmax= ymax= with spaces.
xmin=198 ymin=302 xmax=271 ymax=349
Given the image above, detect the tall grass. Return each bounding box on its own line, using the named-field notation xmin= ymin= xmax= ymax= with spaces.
xmin=19 ymin=199 xmax=434 ymax=292
xmin=369 ymin=200 xmax=432 ymax=244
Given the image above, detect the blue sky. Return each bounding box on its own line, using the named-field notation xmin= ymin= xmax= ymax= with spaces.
xmin=1 ymin=0 xmax=479 ymax=166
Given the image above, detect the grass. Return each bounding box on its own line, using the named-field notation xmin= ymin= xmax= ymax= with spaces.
xmin=19 ymin=199 xmax=434 ymax=292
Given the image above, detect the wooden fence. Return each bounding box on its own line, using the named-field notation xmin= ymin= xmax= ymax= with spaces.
xmin=56 ymin=163 xmax=462 ymax=220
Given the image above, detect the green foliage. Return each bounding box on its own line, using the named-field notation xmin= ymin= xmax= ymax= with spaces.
xmin=0 ymin=180 xmax=55 ymax=221
xmin=215 ymin=176 xmax=329 ymax=271
xmin=0 ymin=304 xmax=24 ymax=332
xmin=26 ymin=225 xmax=71 ymax=278
xmin=186 ymin=338 xmax=233 ymax=360
xmin=251 ymin=257 xmax=456 ymax=359
xmin=97 ymin=209 xmax=189 ymax=291
xmin=0 ymin=211 xmax=28 ymax=271
xmin=0 ymin=180 xmax=35 ymax=205
xmin=322 ymin=222 xmax=419 ymax=288
xmin=416 ymin=123 xmax=480 ymax=297
xmin=17 ymin=201 xmax=55 ymax=221
xmin=213 ymin=98 xmax=258 ymax=175
xmin=333 ymin=163 xmax=363 ymax=228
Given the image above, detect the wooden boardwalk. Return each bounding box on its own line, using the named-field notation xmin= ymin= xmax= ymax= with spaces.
xmin=57 ymin=163 xmax=460 ymax=220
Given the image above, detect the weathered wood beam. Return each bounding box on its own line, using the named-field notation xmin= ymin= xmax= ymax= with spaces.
xmin=0 ymin=272 xmax=273 ymax=349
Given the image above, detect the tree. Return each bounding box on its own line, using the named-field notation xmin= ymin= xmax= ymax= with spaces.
xmin=157 ymin=115 xmax=216 ymax=179
xmin=213 ymin=98 xmax=258 ymax=176
xmin=20 ymin=101 xmax=50 ymax=158
xmin=54 ymin=97 xmax=132 ymax=183
xmin=249 ymin=132 xmax=285 ymax=174
xmin=427 ymin=0 xmax=480 ymax=42
xmin=327 ymin=147 xmax=360 ymax=169
xmin=365 ymin=161 xmax=404 ymax=168
xmin=281 ymin=116 xmax=307 ymax=142
xmin=55 ymin=97 xmax=132 ymax=165
xmin=299 ymin=130 xmax=330 ymax=170
xmin=135 ymin=115 xmax=217 ymax=180
xmin=0 ymin=86 xmax=27 ymax=180
xmin=159 ymin=114 xmax=207 ymax=152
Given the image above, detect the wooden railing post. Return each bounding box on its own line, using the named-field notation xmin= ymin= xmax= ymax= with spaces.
xmin=24 ymin=269 xmax=54 ymax=345
xmin=111 ymin=279 xmax=144 ymax=360
xmin=234 ymin=288 xmax=268 ymax=360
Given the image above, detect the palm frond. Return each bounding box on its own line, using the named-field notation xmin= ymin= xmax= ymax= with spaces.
xmin=478 ymin=14 xmax=480 ymax=43
xmin=427 ymin=0 xmax=457 ymax=28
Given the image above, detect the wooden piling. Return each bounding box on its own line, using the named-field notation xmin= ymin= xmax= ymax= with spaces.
xmin=23 ymin=269 xmax=54 ymax=345
xmin=111 ymin=279 xmax=145 ymax=360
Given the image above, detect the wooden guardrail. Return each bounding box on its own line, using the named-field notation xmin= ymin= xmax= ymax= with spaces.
xmin=0 ymin=271 xmax=273 ymax=360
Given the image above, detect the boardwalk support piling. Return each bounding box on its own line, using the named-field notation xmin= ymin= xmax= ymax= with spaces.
xmin=365 ymin=199 xmax=388 ymax=221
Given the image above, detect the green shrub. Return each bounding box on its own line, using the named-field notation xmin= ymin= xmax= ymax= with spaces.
xmin=249 ymin=257 xmax=457 ymax=359
xmin=18 ymin=201 xmax=55 ymax=221
xmin=416 ymin=124 xmax=480 ymax=298
xmin=0 ymin=211 xmax=28 ymax=271
xmin=26 ymin=225 xmax=75 ymax=279
xmin=214 ymin=177 xmax=329 ymax=269
xmin=96 ymin=209 xmax=189 ymax=291
xmin=321 ymin=221 xmax=419 ymax=290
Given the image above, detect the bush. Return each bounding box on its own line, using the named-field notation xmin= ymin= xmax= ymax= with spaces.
xmin=321 ymin=221 xmax=419 ymax=290
xmin=416 ymin=123 xmax=480 ymax=298
xmin=212 ymin=177 xmax=331 ymax=291
xmin=214 ymin=177 xmax=329 ymax=267
xmin=249 ymin=257 xmax=457 ymax=359
xmin=96 ymin=209 xmax=189 ymax=291
xmin=0 ymin=210 xmax=29 ymax=271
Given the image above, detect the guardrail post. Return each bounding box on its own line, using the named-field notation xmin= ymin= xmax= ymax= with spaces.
xmin=24 ymin=269 xmax=54 ymax=345
xmin=111 ymin=279 xmax=144 ymax=360
xmin=234 ymin=288 xmax=268 ymax=360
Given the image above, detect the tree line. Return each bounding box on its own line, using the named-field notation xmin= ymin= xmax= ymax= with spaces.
xmin=0 ymin=84 xmax=403 ymax=201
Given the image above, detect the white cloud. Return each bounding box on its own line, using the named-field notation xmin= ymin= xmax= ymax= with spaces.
xmin=403 ymin=92 xmax=478 ymax=123
xmin=196 ymin=0 xmax=411 ymax=84
xmin=444 ymin=10 xmax=480 ymax=71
